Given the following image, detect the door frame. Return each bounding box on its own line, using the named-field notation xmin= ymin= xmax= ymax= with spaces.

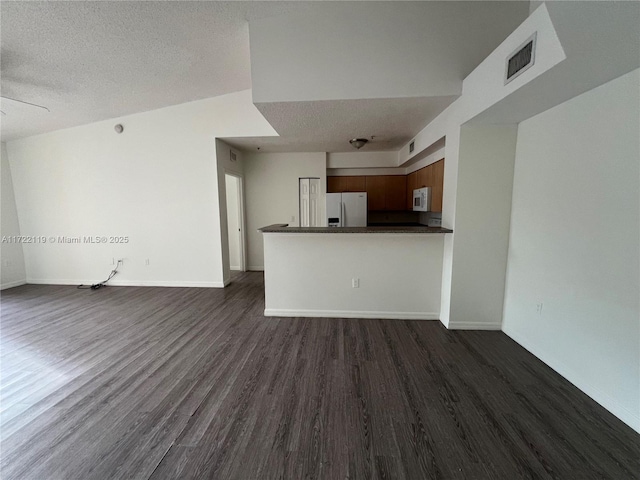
xmin=224 ymin=171 xmax=247 ymax=272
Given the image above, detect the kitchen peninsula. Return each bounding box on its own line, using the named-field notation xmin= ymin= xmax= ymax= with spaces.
xmin=259 ymin=224 xmax=452 ymax=320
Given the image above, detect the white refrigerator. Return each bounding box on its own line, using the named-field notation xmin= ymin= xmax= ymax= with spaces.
xmin=326 ymin=192 xmax=367 ymax=227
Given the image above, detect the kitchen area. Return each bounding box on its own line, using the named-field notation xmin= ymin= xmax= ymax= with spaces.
xmin=325 ymin=158 xmax=445 ymax=228
xmin=258 ymin=157 xmax=452 ymax=320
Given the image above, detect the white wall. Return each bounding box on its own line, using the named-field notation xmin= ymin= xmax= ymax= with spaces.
xmin=447 ymin=125 xmax=518 ymax=330
xmin=391 ymin=4 xmax=566 ymax=327
xmin=0 ymin=142 xmax=26 ymax=289
xmin=264 ymin=233 xmax=444 ymax=319
xmin=244 ymin=152 xmax=326 ymax=270
xmin=327 ymin=148 xmax=445 ymax=177
xmin=7 ymin=90 xmax=276 ymax=287
xmin=503 ymin=69 xmax=640 ymax=432
xmin=327 ymin=168 xmax=405 ymax=177
xmin=225 ymin=175 xmax=241 ymax=271
xmin=327 ymin=151 xmax=398 ymax=169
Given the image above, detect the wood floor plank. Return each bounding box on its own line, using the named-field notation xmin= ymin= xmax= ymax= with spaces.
xmin=1 ymin=272 xmax=638 ymax=480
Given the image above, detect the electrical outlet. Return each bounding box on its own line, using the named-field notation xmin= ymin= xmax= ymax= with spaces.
xmin=536 ymin=302 xmax=543 ymax=315
xmin=352 ymin=278 xmax=360 ymax=288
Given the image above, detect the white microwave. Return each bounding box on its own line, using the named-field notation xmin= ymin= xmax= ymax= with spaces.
xmin=413 ymin=187 xmax=431 ymax=212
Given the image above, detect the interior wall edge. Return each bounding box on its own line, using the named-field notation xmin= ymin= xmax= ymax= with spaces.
xmin=503 ymin=325 xmax=640 ymax=433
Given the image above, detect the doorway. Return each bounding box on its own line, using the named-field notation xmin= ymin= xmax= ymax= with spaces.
xmin=225 ymin=173 xmax=245 ymax=273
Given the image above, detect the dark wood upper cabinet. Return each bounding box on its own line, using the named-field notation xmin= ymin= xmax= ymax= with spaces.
xmin=327 ymin=176 xmax=366 ymax=193
xmin=328 ymin=160 xmax=444 ymax=212
xmin=416 ymin=167 xmax=429 ymax=189
xmin=430 ymin=160 xmax=444 ymax=212
xmin=364 ymin=176 xmax=386 ymax=211
xmin=327 ymin=176 xmax=343 ymax=193
xmin=384 ymin=176 xmax=407 ymax=211
xmin=364 ymin=176 xmax=406 ymax=211
xmin=344 ymin=176 xmax=366 ymax=192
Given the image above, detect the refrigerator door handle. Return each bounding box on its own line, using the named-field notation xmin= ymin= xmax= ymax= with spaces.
xmin=341 ymin=201 xmax=345 ymax=227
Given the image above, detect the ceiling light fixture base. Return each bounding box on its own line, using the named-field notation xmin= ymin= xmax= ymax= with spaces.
xmin=349 ymin=138 xmax=368 ymax=150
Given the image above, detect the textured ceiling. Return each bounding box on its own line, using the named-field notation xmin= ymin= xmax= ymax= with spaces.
xmin=224 ymin=96 xmax=457 ymax=153
xmin=1 ymin=1 xmax=529 ymax=148
xmin=250 ymin=1 xmax=530 ymax=103
xmin=0 ymin=1 xmax=318 ymax=140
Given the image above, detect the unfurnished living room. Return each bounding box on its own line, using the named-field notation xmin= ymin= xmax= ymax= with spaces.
xmin=1 ymin=1 xmax=639 ymax=479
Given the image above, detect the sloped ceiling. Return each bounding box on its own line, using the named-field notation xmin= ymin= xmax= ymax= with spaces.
xmin=1 ymin=1 xmax=529 ymax=149
xmin=0 ymin=1 xmax=318 ymax=140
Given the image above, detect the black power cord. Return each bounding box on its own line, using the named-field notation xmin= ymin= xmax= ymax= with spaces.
xmin=78 ymin=260 xmax=122 ymax=290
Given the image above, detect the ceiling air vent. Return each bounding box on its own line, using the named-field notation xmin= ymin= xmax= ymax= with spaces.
xmin=505 ymin=32 xmax=537 ymax=85
xmin=409 ymin=140 xmax=415 ymax=153
xmin=230 ymin=150 xmax=237 ymax=162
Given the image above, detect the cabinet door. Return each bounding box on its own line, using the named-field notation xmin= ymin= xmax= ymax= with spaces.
xmin=406 ymin=171 xmax=418 ymax=210
xmin=299 ymin=178 xmax=310 ymax=227
xmin=299 ymin=178 xmax=322 ymax=227
xmin=327 ymin=176 xmax=345 ymax=193
xmin=345 ymin=176 xmax=366 ymax=192
xmin=328 ymin=176 xmax=366 ymax=193
xmin=365 ymin=176 xmax=386 ymax=211
xmin=308 ymin=178 xmax=321 ymax=226
xmin=385 ymin=176 xmax=407 ymax=211
xmin=426 ymin=163 xmax=435 ymax=188
xmin=416 ymin=167 xmax=429 ymax=188
xmin=431 ymin=160 xmax=445 ymax=212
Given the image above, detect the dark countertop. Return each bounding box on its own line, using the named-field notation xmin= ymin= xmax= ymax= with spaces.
xmin=367 ymin=222 xmax=424 ymax=227
xmin=259 ymin=224 xmax=453 ymax=234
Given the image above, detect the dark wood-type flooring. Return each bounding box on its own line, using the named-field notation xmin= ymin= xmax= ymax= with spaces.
xmin=1 ymin=272 xmax=638 ymax=479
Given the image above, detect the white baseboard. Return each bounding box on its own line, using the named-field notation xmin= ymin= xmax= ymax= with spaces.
xmin=230 ymin=265 xmax=241 ymax=271
xmin=248 ymin=265 xmax=264 ymax=271
xmin=447 ymin=321 xmax=503 ymax=330
xmin=0 ymin=279 xmax=27 ymax=290
xmin=504 ymin=325 xmax=640 ymax=433
xmin=264 ymin=308 xmax=439 ymax=320
xmin=26 ymin=278 xmax=226 ymax=288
